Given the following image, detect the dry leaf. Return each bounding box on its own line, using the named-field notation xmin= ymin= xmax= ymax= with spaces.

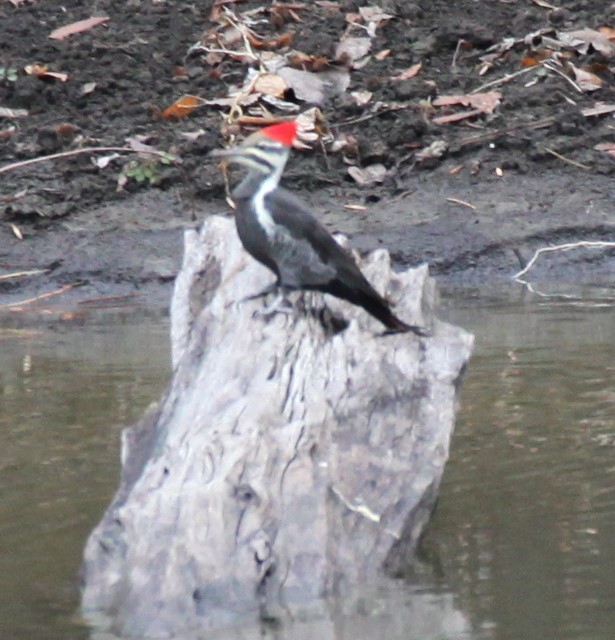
xmin=520 ymin=49 xmax=553 ymax=67
xmin=570 ymin=64 xmax=603 ymax=92
xmin=594 ymin=142 xmax=615 ymax=158
xmin=350 ymin=90 xmax=373 ymax=106
xmin=531 ymin=0 xmax=558 ymax=9
xmin=432 ymin=109 xmax=484 ymax=125
xmin=278 ymin=67 xmax=349 ymax=104
xmin=10 ymin=224 xmax=23 ymax=240
xmin=416 ymin=140 xmax=448 ymax=162
xmin=24 ymin=64 xmax=69 ymax=82
xmin=81 ymin=81 xmax=97 ymax=96
xmin=335 ymin=37 xmax=371 ymax=66
xmin=94 ymin=153 xmax=120 ymax=169
xmin=253 ymin=73 xmax=287 ymax=98
xmin=392 ymin=62 xmax=422 ymax=81
xmin=0 ymin=107 xmax=28 ymax=118
xmin=557 ymin=29 xmax=615 ymax=57
xmin=343 ymin=203 xmax=367 ymax=211
xmin=358 ymin=6 xmax=394 ymax=24
xmin=49 ymin=16 xmax=110 ymax=40
xmin=597 ymin=26 xmax=615 ymax=41
xmin=433 ymin=91 xmax=502 ymax=113
xmin=162 ymin=95 xmax=200 ymax=119
xmin=374 ymin=48 xmax=391 ymax=61
xmin=348 ymin=163 xmax=387 ymax=185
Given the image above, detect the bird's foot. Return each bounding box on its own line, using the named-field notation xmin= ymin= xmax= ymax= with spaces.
xmin=241 ymin=281 xmax=279 ymax=303
xmin=253 ymin=291 xmax=294 ymax=319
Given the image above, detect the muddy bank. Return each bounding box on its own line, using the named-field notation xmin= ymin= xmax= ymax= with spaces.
xmin=1 ymin=167 xmax=612 ymax=311
xmin=1 ymin=0 xmax=614 ymax=309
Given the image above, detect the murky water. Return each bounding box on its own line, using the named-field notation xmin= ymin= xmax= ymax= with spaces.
xmin=1 ymin=286 xmax=614 ymax=639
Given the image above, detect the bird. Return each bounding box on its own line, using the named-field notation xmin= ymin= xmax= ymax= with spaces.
xmin=209 ymin=120 xmax=428 ymax=336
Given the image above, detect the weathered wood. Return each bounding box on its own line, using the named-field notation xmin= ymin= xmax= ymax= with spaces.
xmin=80 ymin=216 xmax=473 ymax=638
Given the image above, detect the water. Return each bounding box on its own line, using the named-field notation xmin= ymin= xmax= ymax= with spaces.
xmin=0 ymin=287 xmax=614 ymax=639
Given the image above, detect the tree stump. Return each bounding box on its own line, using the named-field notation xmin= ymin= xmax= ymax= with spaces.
xmin=80 ymin=216 xmax=474 ymax=638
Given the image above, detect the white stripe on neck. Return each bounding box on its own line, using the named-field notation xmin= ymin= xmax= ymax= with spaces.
xmin=252 ymin=171 xmax=280 ymax=237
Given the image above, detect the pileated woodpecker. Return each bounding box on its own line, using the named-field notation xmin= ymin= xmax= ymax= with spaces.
xmin=210 ymin=121 xmax=427 ymax=336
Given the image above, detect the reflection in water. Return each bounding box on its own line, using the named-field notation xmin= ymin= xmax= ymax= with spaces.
xmin=429 ymin=288 xmax=615 ymax=640
xmin=1 ymin=289 xmax=614 ymax=639
xmin=0 ymin=311 xmax=171 ymax=640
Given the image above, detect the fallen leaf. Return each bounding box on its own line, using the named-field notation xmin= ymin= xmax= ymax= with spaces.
xmin=81 ymin=81 xmax=97 ymax=96
xmin=374 ymin=48 xmax=391 ymax=60
xmin=278 ymin=67 xmax=349 ymax=104
xmin=348 ymin=163 xmax=387 ymax=185
xmin=358 ymin=6 xmax=394 ymax=24
xmin=24 ymin=64 xmax=69 ymax=82
xmin=162 ymin=95 xmax=200 ymax=119
xmin=350 ymin=90 xmax=372 ymax=106
xmin=531 ymin=0 xmax=558 ymax=9
xmin=432 ymin=109 xmax=484 ymax=125
xmin=0 ymin=107 xmax=28 ymax=118
xmin=557 ymin=28 xmax=615 ymax=57
xmin=392 ymin=62 xmax=422 ymax=81
xmin=415 ymin=140 xmax=448 ymax=162
xmin=520 ymin=49 xmax=553 ymax=67
xmin=343 ymin=203 xmax=367 ymax=211
xmin=495 ymin=167 xmax=504 ymax=177
xmin=10 ymin=224 xmax=23 ymax=240
xmin=94 ymin=153 xmax=120 ymax=169
xmin=598 ymin=26 xmax=615 ymax=41
xmin=49 ymin=16 xmax=110 ymax=41
xmin=335 ymin=37 xmax=371 ymax=66
xmin=570 ymin=64 xmax=603 ymax=92
xmin=246 ymin=31 xmax=293 ymax=50
xmin=594 ymin=142 xmax=615 ymax=158
xmin=581 ymin=103 xmax=615 ymax=117
xmin=433 ymin=91 xmax=502 ymax=114
xmin=253 ymin=73 xmax=287 ymax=98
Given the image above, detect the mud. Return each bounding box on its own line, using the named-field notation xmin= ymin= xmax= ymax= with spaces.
xmin=1 ymin=0 xmax=613 ymax=309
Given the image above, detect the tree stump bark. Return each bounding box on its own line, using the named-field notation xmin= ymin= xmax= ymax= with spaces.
xmin=80 ymin=216 xmax=474 ymax=638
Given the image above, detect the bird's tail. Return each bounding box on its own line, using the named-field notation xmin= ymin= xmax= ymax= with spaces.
xmin=353 ymin=289 xmax=430 ymax=337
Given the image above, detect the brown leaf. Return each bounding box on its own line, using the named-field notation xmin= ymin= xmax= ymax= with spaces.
xmin=557 ymin=28 xmax=615 ymax=57
xmin=253 ymin=73 xmax=288 ymax=98
xmin=520 ymin=49 xmax=553 ymax=67
xmin=433 ymin=91 xmax=502 ymax=114
xmin=24 ymin=64 xmax=69 ymax=82
xmin=162 ymin=95 xmax=200 ymax=119
xmin=594 ymin=142 xmax=615 ymax=158
xmin=598 ymin=26 xmax=615 ymax=41
xmin=432 ymin=109 xmax=483 ymax=125
xmin=49 ymin=16 xmax=110 ymax=40
xmin=391 ymin=62 xmax=422 ymax=81
xmin=374 ymin=48 xmax=391 ymax=61
xmin=570 ymin=64 xmax=603 ymax=92
xmin=246 ymin=31 xmax=293 ymax=50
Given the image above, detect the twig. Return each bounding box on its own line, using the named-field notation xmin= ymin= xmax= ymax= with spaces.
xmin=470 ymin=66 xmax=536 ymax=94
xmin=451 ymin=39 xmax=464 ymax=71
xmin=541 ymin=146 xmax=590 ymax=170
xmin=0 ymin=283 xmax=79 ymax=310
xmin=513 ymin=241 xmax=615 ymax=281
xmin=0 ymin=146 xmax=171 ymax=176
xmin=0 ymin=268 xmax=48 ymax=281
xmin=446 ymin=197 xmax=476 ymax=210
xmin=542 ymin=61 xmax=583 ymax=93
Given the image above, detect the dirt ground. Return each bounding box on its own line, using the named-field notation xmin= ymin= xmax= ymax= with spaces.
xmin=1 ymin=0 xmax=614 ymax=309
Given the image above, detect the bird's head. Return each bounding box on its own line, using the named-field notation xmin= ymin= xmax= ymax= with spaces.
xmin=209 ymin=121 xmax=298 ymax=178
